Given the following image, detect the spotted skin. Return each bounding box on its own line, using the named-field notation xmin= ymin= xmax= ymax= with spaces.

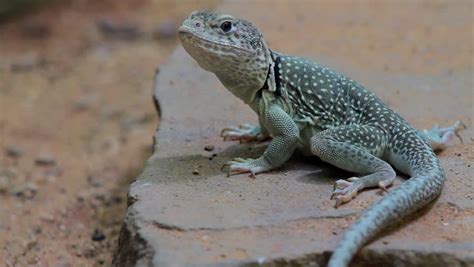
xmin=178 ymin=11 xmax=464 ymax=267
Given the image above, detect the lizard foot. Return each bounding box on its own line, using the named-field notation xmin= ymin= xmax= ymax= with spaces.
xmin=331 ymin=177 xmax=363 ymax=208
xmin=423 ymin=120 xmax=467 ymax=150
xmin=222 ymin=157 xmax=271 ymax=178
xmin=221 ymin=124 xmax=269 ymax=143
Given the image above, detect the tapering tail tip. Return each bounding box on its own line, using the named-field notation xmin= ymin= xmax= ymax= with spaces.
xmin=326 ymin=167 xmax=445 ymax=267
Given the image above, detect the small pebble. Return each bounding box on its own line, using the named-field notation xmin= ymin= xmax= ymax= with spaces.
xmin=112 ymin=195 xmax=123 ymax=204
xmin=39 ymin=212 xmax=55 ymax=222
xmin=35 ymin=152 xmax=56 ymax=166
xmin=5 ymin=145 xmax=23 ymax=157
xmin=82 ymin=246 xmax=96 ymax=258
xmin=33 ymin=226 xmax=42 ymax=235
xmin=45 ymin=167 xmax=63 ymax=179
xmin=74 ymin=96 xmax=94 ymax=111
xmin=0 ymin=175 xmax=10 ymax=193
xmin=24 ymin=239 xmax=38 ymax=251
xmin=27 ymin=255 xmax=39 ymax=265
xmin=13 ymin=183 xmax=38 ymax=200
xmin=76 ymin=191 xmax=89 ymax=202
xmin=91 ymin=229 xmax=106 ymax=242
xmin=192 ymin=169 xmax=200 ymax=175
xmin=87 ymin=175 xmax=102 ymax=187
xmin=204 ymin=145 xmax=214 ymax=151
xmin=15 ymin=53 xmax=48 ymax=73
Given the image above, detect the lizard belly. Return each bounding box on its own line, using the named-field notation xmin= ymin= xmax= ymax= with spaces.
xmin=296 ymin=124 xmax=321 ymax=156
xmin=384 ymin=149 xmax=413 ymax=176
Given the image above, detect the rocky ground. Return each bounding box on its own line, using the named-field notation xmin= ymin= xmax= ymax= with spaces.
xmin=0 ymin=0 xmax=217 ymax=266
xmin=116 ymin=1 xmax=473 ymax=266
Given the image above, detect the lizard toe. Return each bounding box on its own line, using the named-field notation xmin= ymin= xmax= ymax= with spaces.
xmin=331 ymin=178 xmax=363 ymax=205
xmin=222 ymin=158 xmax=271 ymax=177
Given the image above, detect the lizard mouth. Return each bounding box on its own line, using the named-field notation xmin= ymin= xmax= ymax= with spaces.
xmin=177 ymin=26 xmax=193 ymax=36
xmin=178 ymin=26 xmax=254 ymax=56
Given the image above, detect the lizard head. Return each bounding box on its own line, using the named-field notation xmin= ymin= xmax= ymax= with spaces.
xmin=179 ymin=11 xmax=273 ymax=104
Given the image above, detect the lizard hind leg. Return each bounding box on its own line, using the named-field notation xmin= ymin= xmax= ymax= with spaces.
xmin=310 ymin=125 xmax=396 ymax=208
xmin=421 ymin=120 xmax=466 ymax=150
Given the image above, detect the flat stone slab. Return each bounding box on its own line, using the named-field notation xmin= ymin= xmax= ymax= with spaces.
xmin=114 ymin=1 xmax=474 ymax=266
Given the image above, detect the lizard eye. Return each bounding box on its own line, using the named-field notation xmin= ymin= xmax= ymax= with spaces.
xmin=220 ymin=21 xmax=233 ymax=32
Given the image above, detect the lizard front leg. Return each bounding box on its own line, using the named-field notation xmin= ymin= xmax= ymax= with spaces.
xmin=223 ymin=105 xmax=299 ymax=177
xmin=221 ymin=100 xmax=271 ymax=143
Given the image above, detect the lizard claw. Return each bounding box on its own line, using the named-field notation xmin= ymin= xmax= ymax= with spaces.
xmin=378 ymin=180 xmax=393 ymax=193
xmin=220 ymin=124 xmax=267 ymax=143
xmin=335 ymin=198 xmax=344 ymax=209
xmin=221 ymin=157 xmax=271 ymax=177
xmin=452 ymin=121 xmax=467 ymax=144
xmin=331 ymin=178 xmax=362 ymax=208
xmin=221 ymin=126 xmax=240 ymax=137
xmin=249 ymin=170 xmax=257 ymax=179
xmin=378 ymin=184 xmax=389 ymax=193
xmin=331 ymin=179 xmax=353 ymax=199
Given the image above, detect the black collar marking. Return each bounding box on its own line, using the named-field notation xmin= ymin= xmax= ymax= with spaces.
xmin=260 ymin=50 xmax=281 ymax=97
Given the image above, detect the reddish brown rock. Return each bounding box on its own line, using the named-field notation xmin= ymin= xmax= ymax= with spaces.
xmin=114 ymin=1 xmax=474 ymax=266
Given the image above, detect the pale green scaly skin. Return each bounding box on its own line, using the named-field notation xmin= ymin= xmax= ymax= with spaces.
xmin=179 ymin=11 xmax=465 ymax=267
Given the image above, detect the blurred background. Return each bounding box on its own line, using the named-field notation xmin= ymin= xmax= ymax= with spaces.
xmin=1 ymin=0 xmax=473 ymax=266
xmin=0 ymin=0 xmax=217 ymax=265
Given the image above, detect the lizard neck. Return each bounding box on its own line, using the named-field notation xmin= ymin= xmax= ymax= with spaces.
xmin=215 ymin=41 xmax=276 ymax=104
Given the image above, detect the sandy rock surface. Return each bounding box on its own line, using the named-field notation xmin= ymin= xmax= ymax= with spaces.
xmin=115 ymin=1 xmax=473 ymax=266
xmin=0 ymin=1 xmax=217 ymax=266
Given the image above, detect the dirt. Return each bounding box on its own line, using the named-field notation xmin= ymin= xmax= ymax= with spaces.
xmin=0 ymin=0 xmax=217 ymax=266
xmin=117 ymin=1 xmax=473 ymax=266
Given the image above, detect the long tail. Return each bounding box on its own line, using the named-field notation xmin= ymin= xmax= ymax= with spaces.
xmin=327 ymin=138 xmax=445 ymax=267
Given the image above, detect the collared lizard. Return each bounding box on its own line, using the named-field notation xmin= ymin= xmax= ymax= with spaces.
xmin=178 ymin=11 xmax=465 ymax=267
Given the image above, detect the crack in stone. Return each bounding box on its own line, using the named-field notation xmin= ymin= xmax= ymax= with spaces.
xmin=150 ymin=212 xmax=359 ymax=232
